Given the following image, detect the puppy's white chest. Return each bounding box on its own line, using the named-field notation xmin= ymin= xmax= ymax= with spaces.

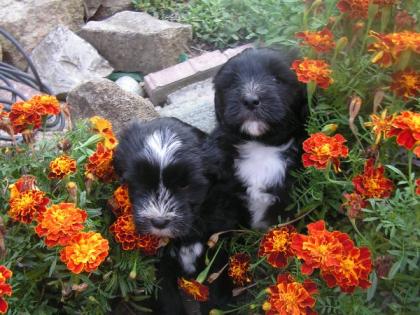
xmin=234 ymin=140 xmax=292 ymax=228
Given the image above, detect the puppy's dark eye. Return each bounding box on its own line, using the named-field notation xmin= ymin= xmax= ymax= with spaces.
xmin=177 ymin=183 xmax=190 ymax=190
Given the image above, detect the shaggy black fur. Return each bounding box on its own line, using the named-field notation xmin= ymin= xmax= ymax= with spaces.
xmin=204 ymin=47 xmax=308 ymax=228
xmin=113 ymin=117 xmax=239 ymax=314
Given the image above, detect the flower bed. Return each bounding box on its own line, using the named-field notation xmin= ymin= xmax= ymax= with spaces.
xmin=0 ymin=1 xmax=419 ymax=314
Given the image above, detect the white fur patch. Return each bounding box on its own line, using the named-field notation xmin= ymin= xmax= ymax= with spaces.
xmin=144 ymin=129 xmax=182 ymax=168
xmin=240 ymin=120 xmax=269 ymax=137
xmin=179 ymin=243 xmax=204 ymax=274
xmin=234 ymin=139 xmax=294 ymax=228
xmin=143 ymin=184 xmax=179 ymax=218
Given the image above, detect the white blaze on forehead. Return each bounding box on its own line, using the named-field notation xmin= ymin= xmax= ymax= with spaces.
xmin=179 ymin=242 xmax=204 ymax=274
xmin=144 ymin=128 xmax=182 ymax=168
xmin=241 ymin=120 xmax=269 ymax=137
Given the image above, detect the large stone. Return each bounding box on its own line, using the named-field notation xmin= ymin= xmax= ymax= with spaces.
xmin=0 ymin=0 xmax=84 ymax=69
xmin=158 ymin=78 xmax=216 ymax=133
xmin=79 ymin=11 xmax=192 ymax=73
xmin=31 ymin=26 xmax=114 ymax=96
xmin=67 ymin=78 xmax=158 ymax=131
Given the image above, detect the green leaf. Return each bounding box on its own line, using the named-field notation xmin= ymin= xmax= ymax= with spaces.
xmin=366 ymin=271 xmax=378 ymax=301
xmin=388 ymin=259 xmax=402 ymax=279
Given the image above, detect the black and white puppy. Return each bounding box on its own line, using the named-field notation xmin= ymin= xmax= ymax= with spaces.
xmin=205 ymin=48 xmax=308 ymax=229
xmin=113 ymin=117 xmax=234 ymax=314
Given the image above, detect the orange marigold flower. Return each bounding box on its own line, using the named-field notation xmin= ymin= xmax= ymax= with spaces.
xmin=416 ymin=179 xmax=420 ymax=195
xmin=291 ymin=220 xmax=354 ymax=275
xmin=291 ymin=59 xmax=333 ymax=89
xmin=364 ymin=109 xmax=394 ymax=144
xmin=321 ymin=246 xmax=372 ymax=293
xmin=28 ymin=95 xmax=60 ymax=116
xmin=368 ymin=31 xmax=420 ymax=68
xmin=295 ymin=28 xmax=335 ymax=53
xmin=352 ymin=158 xmax=394 ymax=199
xmin=177 ymin=278 xmax=209 ymax=302
xmin=9 ymin=175 xmax=37 ymax=199
xmin=60 ymin=231 xmax=109 ymax=274
xmin=90 ymin=116 xmax=118 ymax=150
xmin=228 ymin=253 xmax=252 ymax=287
xmin=0 ymin=265 xmax=12 ymax=315
xmin=110 ymin=214 xmax=161 ymax=254
xmin=341 ymin=193 xmax=367 ymax=219
xmin=85 ymin=142 xmax=116 ymax=182
xmin=388 ymin=111 xmax=420 ymax=151
xmin=0 ymin=266 xmax=12 ymax=284
xmin=390 ymin=69 xmax=420 ymax=100
xmin=336 ymin=0 xmax=369 ymax=19
xmin=8 ymin=189 xmax=49 ymax=224
xmin=263 ymin=273 xmax=318 ymax=315
xmin=48 ymin=155 xmax=77 ymax=179
xmin=109 ymin=185 xmax=132 ymax=216
xmin=35 ymin=203 xmax=87 ymax=247
xmin=302 ymin=132 xmax=349 ymax=172
xmin=258 ymin=226 xmax=296 ymax=268
xmin=9 ymin=101 xmax=42 ymax=133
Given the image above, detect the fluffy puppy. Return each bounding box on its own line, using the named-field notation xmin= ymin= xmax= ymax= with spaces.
xmin=113 ymin=117 xmax=235 ymax=315
xmin=205 ymin=48 xmax=308 ymax=229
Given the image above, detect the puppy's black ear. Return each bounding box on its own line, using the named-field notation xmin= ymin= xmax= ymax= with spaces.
xmin=113 ymin=151 xmax=127 ymax=183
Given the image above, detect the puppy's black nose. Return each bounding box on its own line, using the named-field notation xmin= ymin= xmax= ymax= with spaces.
xmin=151 ymin=218 xmax=170 ymax=229
xmin=243 ymin=95 xmax=260 ymax=109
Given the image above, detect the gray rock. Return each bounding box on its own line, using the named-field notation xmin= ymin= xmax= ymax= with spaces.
xmin=30 ymin=26 xmax=114 ymax=96
xmin=0 ymin=0 xmax=84 ymax=69
xmin=115 ymin=76 xmax=143 ymax=96
xmin=159 ymin=78 xmax=216 ymax=133
xmin=67 ymin=78 xmax=158 ymax=132
xmin=79 ymin=11 xmax=192 ymax=73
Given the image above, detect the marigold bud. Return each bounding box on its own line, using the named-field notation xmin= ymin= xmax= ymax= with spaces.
xmin=321 ymin=123 xmax=338 ymax=135
xmin=335 ymin=36 xmax=348 ymax=52
xmin=209 ymin=309 xmax=224 ymax=315
xmin=66 ymin=182 xmax=77 ymax=203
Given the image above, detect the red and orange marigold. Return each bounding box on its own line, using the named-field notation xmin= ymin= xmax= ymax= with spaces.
xmin=352 ymin=158 xmax=394 ymax=199
xmin=291 ymin=220 xmax=354 ymax=275
xmin=291 ymin=59 xmax=333 ymax=89
xmin=48 ymin=155 xmax=77 ymax=179
xmin=259 ymin=225 xmax=296 ymax=268
xmin=369 ymin=31 xmax=420 ymax=68
xmin=321 ymin=246 xmax=372 ymax=293
xmin=295 ymin=28 xmax=335 ymax=53
xmin=28 ymin=95 xmax=60 ymax=116
xmin=9 ymin=101 xmax=42 ymax=133
xmin=8 ymin=176 xmax=49 ymax=224
xmin=262 ymin=273 xmax=318 ymax=315
xmin=390 ymin=69 xmax=420 ymax=100
xmin=364 ymin=110 xmax=394 ymax=145
xmin=85 ymin=142 xmax=116 ymax=182
xmin=109 ymin=214 xmax=161 ymax=254
xmin=388 ymin=111 xmax=420 ymax=151
xmin=35 ymin=203 xmax=87 ymax=247
xmin=177 ymin=278 xmax=209 ymax=302
xmin=0 ymin=265 xmax=12 ymax=315
xmin=336 ymin=0 xmax=369 ymax=19
xmin=109 ymin=185 xmax=132 ymax=216
xmin=302 ymin=132 xmax=349 ymax=172
xmin=90 ymin=116 xmax=118 ymax=150
xmin=60 ymin=231 xmax=109 ymax=274
xmin=228 ymin=253 xmax=252 ymax=287
xmin=416 ymin=179 xmax=420 ymax=195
